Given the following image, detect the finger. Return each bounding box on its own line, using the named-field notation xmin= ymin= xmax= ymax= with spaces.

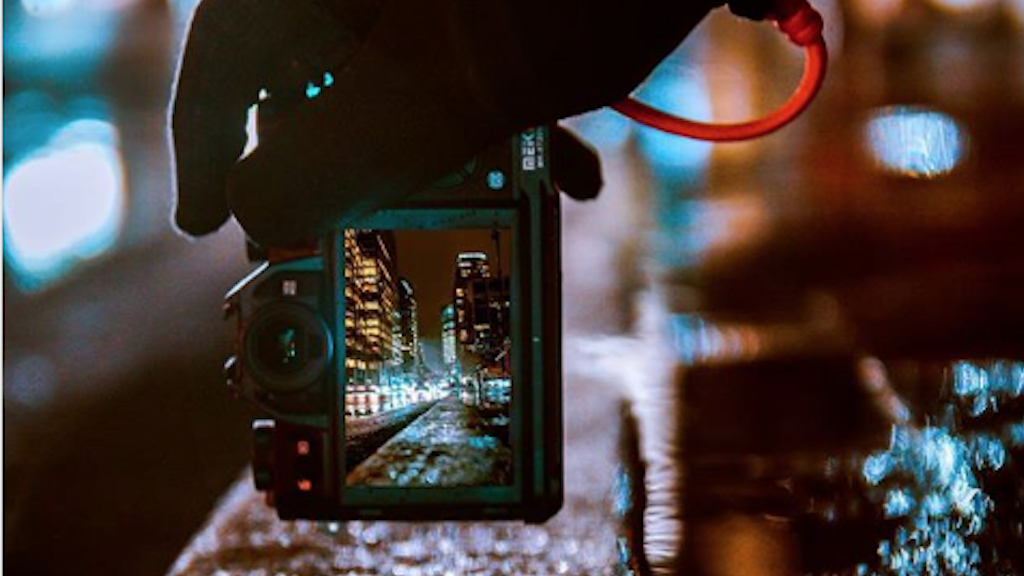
xmin=728 ymin=0 xmax=773 ymax=21
xmin=171 ymin=0 xmax=249 ymax=235
xmin=170 ymin=0 xmax=359 ymax=236
xmin=552 ymin=125 xmax=603 ymax=201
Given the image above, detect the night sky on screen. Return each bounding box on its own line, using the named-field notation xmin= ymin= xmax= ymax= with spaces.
xmin=391 ymin=228 xmax=511 ymax=340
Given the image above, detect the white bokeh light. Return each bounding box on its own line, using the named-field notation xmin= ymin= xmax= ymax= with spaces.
xmin=865 ymin=106 xmax=966 ymax=179
xmin=4 ymin=119 xmax=126 ymax=291
xmin=927 ymin=0 xmax=999 ymax=15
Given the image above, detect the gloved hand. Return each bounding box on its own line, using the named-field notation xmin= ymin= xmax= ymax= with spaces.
xmin=171 ymin=0 xmax=771 ymax=246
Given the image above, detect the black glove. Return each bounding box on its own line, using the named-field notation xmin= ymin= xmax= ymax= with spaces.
xmin=727 ymin=0 xmax=775 ymax=20
xmin=171 ymin=0 xmax=767 ymax=246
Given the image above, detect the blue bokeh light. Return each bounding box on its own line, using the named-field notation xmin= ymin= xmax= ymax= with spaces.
xmin=954 ymin=360 xmax=1024 ymax=417
xmin=565 ymin=108 xmax=634 ymax=153
xmin=1009 ymin=422 xmax=1024 ymax=448
xmin=4 ymin=118 xmax=126 ymax=292
xmin=634 ymin=68 xmax=714 ymax=183
xmin=5 ymin=0 xmax=122 ymax=79
xmin=865 ymin=106 xmax=966 ymax=179
xmin=862 ymin=361 xmax=1022 ymax=576
xmin=883 ymin=488 xmax=914 ymax=518
xmin=20 ymin=0 xmax=76 ymax=18
xmin=863 ymin=452 xmax=894 ymax=485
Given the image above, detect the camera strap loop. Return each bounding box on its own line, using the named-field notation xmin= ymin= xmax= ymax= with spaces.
xmin=611 ymin=0 xmax=828 ymax=142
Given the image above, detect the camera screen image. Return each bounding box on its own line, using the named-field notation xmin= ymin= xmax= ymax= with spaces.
xmin=341 ymin=228 xmax=514 ymax=488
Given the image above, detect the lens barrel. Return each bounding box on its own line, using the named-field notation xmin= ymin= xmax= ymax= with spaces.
xmin=245 ymin=302 xmax=332 ymax=394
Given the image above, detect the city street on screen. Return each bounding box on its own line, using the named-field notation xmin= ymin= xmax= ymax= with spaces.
xmin=340 ymin=229 xmax=514 ymax=487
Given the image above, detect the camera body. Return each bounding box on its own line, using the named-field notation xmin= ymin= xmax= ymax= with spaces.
xmin=224 ymin=127 xmax=562 ymax=522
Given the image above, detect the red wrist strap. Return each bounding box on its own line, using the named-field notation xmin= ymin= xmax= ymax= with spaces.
xmin=611 ymin=0 xmax=827 ymax=142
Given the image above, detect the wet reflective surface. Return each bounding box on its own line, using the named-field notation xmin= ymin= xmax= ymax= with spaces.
xmin=169 ymin=353 xmax=627 ymax=576
xmin=628 ymin=355 xmax=1024 ymax=576
xmin=347 ymin=398 xmax=512 ymax=487
xmin=171 ymin=483 xmax=620 ymax=576
xmin=860 ymin=361 xmax=1024 ymax=576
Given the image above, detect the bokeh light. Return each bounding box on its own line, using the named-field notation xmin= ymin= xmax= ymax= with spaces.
xmin=564 ymin=108 xmax=634 ymax=153
xmin=926 ymin=0 xmax=999 ymax=15
xmin=864 ymin=106 xmax=966 ymax=179
xmin=20 ymin=0 xmax=140 ymax=17
xmin=4 ymin=119 xmax=127 ymax=291
xmin=5 ymin=1 xmax=121 ymax=76
xmin=20 ymin=0 xmax=76 ymax=18
xmin=5 ymin=355 xmax=58 ymax=409
xmin=862 ymin=361 xmax=1023 ymax=576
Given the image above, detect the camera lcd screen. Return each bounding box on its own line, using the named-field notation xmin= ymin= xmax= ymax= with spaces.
xmin=340 ymin=228 xmax=514 ymax=489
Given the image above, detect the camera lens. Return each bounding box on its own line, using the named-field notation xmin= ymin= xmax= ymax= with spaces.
xmin=254 ymin=319 xmax=309 ymax=375
xmin=245 ymin=303 xmax=332 ymax=393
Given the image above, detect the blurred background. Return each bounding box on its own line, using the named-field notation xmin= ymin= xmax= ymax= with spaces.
xmin=4 ymin=1 xmax=254 ymax=574
xmin=4 ymin=0 xmax=1023 ymax=574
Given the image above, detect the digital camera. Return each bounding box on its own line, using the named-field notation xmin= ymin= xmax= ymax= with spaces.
xmin=224 ymin=127 xmax=562 ymax=522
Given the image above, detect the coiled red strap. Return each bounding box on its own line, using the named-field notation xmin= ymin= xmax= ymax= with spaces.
xmin=611 ymin=1 xmax=827 ymax=142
